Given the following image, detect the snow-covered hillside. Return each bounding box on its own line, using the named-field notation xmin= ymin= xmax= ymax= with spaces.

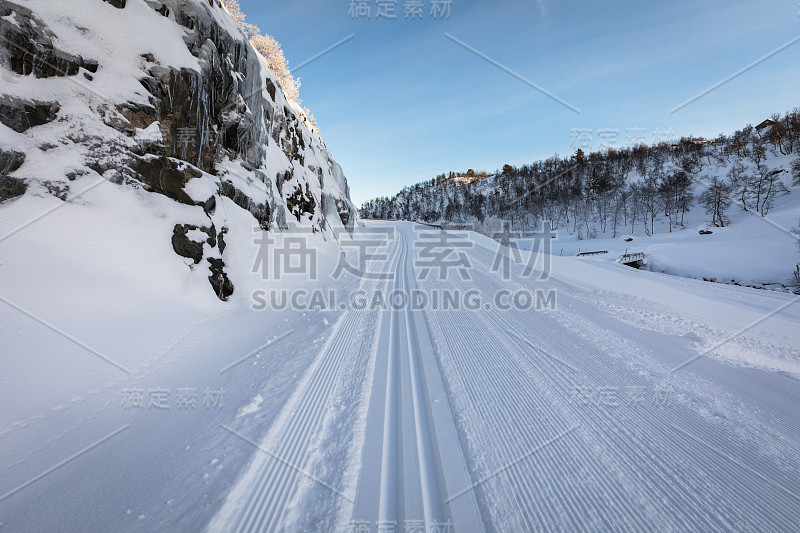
xmin=0 ymin=0 xmax=357 ymax=303
xmin=0 ymin=4 xmax=359 ymax=527
xmin=361 ymin=125 xmax=800 ymax=291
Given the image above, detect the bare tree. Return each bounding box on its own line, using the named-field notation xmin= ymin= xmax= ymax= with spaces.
xmin=758 ymin=169 xmax=789 ymax=216
xmin=794 ymin=219 xmax=800 ymax=286
xmin=727 ymin=161 xmax=750 ymax=210
xmin=641 ymin=174 xmax=661 ymax=235
xmin=699 ymin=176 xmax=732 ymax=227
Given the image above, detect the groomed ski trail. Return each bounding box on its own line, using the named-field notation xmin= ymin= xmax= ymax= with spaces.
xmin=352 ymin=229 xmax=483 ymax=532
xmin=210 ymin=222 xmax=800 ymax=532
xmin=208 ymin=240 xmax=401 ymax=532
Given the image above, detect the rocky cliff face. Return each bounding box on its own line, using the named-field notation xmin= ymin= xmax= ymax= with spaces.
xmin=0 ymin=0 xmax=357 ymax=300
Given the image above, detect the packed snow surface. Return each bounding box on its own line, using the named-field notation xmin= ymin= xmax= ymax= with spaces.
xmin=2 ymin=220 xmax=799 ymax=532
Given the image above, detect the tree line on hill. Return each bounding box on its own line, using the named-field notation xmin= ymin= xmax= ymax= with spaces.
xmin=361 ymin=109 xmax=800 ymax=243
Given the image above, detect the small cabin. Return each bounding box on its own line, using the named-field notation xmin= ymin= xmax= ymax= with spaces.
xmin=755 ymin=118 xmax=778 ymax=132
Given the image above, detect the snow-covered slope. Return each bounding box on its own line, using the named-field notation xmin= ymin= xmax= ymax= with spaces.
xmin=362 ymin=136 xmax=800 ymax=291
xmin=0 ymin=2 xmax=359 ymax=528
xmin=0 ymin=0 xmax=357 ymax=302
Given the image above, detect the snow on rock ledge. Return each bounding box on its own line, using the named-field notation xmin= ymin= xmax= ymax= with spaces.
xmin=0 ymin=0 xmax=358 ymax=300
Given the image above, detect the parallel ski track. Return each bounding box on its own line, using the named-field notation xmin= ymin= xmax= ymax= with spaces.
xmin=377 ymin=229 xmax=448 ymax=528
xmin=228 ymin=241 xmax=402 ymax=532
xmin=221 ymin=223 xmax=800 ymax=531
xmin=469 ymin=240 xmax=800 ymax=530
xmin=419 ymin=227 xmax=800 ymax=531
xmin=377 ymin=233 xmax=403 ymax=523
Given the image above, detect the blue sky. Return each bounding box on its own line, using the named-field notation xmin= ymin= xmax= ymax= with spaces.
xmin=239 ymin=0 xmax=800 ymax=206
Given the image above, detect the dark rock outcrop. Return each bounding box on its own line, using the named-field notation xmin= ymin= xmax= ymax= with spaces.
xmin=0 ymin=148 xmax=26 ymax=202
xmin=335 ymin=198 xmax=352 ymax=227
xmin=112 ymin=103 xmax=159 ymax=135
xmin=103 ymin=0 xmax=126 ymax=8
xmin=219 ymin=179 xmax=271 ymax=229
xmin=0 ymin=2 xmax=98 ymax=78
xmin=172 ymin=223 xmax=216 ymax=264
xmin=276 ymin=170 xmax=291 ymax=195
xmin=0 ymin=96 xmax=59 ymax=133
xmin=217 ymin=227 xmax=227 ymax=254
xmin=0 ymin=149 xmax=25 ymax=175
xmin=0 ymin=176 xmax=26 ymax=202
xmin=132 ymin=15 xmax=268 ymax=174
xmin=208 ymin=257 xmax=234 ymax=301
xmin=136 ymin=156 xmax=202 ymax=206
xmin=265 ymin=79 xmax=276 ymax=102
xmin=286 ymin=182 xmax=316 ymax=222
